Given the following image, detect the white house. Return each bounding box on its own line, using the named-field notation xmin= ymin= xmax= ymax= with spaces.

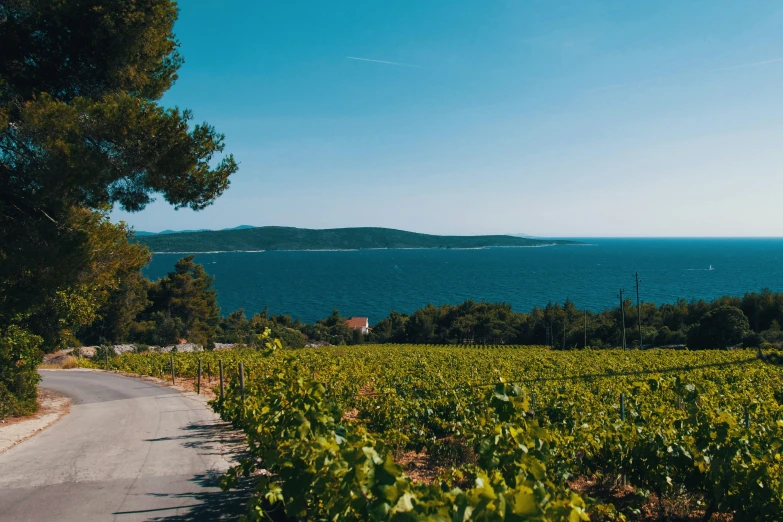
xmin=346 ymin=317 xmax=370 ymax=335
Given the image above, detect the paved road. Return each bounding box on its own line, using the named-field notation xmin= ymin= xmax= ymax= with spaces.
xmin=0 ymin=371 xmax=245 ymax=521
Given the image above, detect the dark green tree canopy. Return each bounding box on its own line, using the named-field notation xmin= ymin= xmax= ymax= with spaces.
xmin=144 ymin=255 xmax=220 ymax=346
xmin=0 ymin=0 xmax=181 ymax=103
xmin=0 ymin=0 xmax=238 ymax=330
xmin=1 ymin=0 xmax=237 ymax=217
xmin=687 ymin=306 xmax=751 ymax=350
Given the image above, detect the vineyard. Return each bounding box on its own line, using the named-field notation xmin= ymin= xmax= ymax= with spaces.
xmin=94 ymin=344 xmax=783 ymax=521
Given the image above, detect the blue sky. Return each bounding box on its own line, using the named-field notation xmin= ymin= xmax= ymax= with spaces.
xmin=113 ymin=0 xmax=783 ymax=237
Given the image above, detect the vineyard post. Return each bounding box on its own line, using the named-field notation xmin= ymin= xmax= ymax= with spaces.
xmin=197 ymin=358 xmax=202 ymax=395
xmin=170 ymin=355 xmax=175 ymax=385
xmin=207 ymin=362 xmax=211 ymax=383
xmin=219 ymin=360 xmax=224 ymax=401
xmin=620 ymin=392 xmax=625 ymax=421
xmin=531 ymin=391 xmax=536 ymax=411
xmin=239 ymin=363 xmax=246 ymax=404
xmin=744 ymin=406 xmax=750 ymax=429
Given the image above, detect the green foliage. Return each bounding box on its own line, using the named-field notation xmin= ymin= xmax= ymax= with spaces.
xmin=0 ymin=0 xmax=236 ymax=334
xmin=0 ymin=0 xmax=235 ymax=413
xmin=1 ymin=207 xmax=151 ymax=348
xmin=139 ymin=256 xmax=220 ymax=347
xmin=75 ymin=228 xmax=152 ymax=345
xmin=101 ymin=345 xmax=783 ymax=520
xmin=215 ymin=309 xmax=251 ymax=344
xmin=355 ymin=292 xmax=783 ymax=349
xmin=1 ymin=0 xmax=181 ymax=103
xmin=0 ymin=326 xmax=43 ymax=418
xmin=275 ymin=326 xmax=307 ymax=349
xmin=743 ymin=331 xmax=764 ymax=348
xmin=301 ymin=309 xmax=354 ymax=345
xmin=687 ymin=306 xmax=750 ymax=349
xmin=216 ymin=371 xmax=591 ymax=521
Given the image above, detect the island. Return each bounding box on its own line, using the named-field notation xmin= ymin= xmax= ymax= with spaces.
xmin=133 ymin=226 xmax=578 ymax=252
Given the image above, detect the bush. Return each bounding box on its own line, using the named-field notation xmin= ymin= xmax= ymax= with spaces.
xmin=687 ymin=306 xmax=750 ymax=349
xmin=272 ymin=327 xmax=306 ymax=349
xmin=742 ymin=331 xmax=763 ymax=348
xmin=656 ymin=326 xmax=687 ymax=346
xmin=761 ymin=327 xmax=783 ymax=345
xmin=0 ymin=327 xmax=44 ymax=418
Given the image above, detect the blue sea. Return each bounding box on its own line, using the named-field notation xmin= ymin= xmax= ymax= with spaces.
xmin=143 ymin=239 xmax=783 ymax=324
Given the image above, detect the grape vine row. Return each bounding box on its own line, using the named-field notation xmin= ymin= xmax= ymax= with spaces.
xmin=95 ymin=344 xmax=783 ymax=520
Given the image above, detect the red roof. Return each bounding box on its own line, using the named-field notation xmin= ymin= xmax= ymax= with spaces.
xmin=346 ymin=317 xmax=369 ymax=329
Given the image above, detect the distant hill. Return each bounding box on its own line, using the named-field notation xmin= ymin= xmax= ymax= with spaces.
xmin=134 ymin=226 xmax=578 ymax=252
xmin=135 ymin=225 xmax=255 ymax=236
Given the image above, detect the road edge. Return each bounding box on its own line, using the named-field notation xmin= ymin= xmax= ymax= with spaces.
xmin=0 ymin=388 xmax=71 ymax=455
xmin=64 ymin=367 xmax=245 ymax=463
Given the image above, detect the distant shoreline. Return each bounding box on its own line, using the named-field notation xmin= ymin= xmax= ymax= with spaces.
xmin=136 ymin=226 xmax=580 ymax=253
xmin=149 ymin=243 xmax=589 ymax=255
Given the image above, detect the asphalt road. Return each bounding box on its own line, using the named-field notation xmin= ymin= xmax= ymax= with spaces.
xmin=0 ymin=370 xmax=245 ymax=522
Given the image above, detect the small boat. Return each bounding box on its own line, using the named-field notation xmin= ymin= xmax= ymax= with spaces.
xmin=708 ymin=264 xmax=714 ymax=271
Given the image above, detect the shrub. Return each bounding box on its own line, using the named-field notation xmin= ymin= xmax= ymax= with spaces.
xmin=742 ymin=331 xmax=764 ymax=348
xmin=0 ymin=327 xmax=44 ymax=418
xmin=687 ymin=306 xmax=750 ymax=349
xmin=272 ymin=327 xmax=306 ymax=349
xmin=656 ymin=326 xmax=687 ymax=346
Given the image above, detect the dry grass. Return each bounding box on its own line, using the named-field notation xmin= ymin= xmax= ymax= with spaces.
xmin=39 ymin=356 xmax=80 ymax=370
xmin=61 ymin=356 xmax=80 ymax=369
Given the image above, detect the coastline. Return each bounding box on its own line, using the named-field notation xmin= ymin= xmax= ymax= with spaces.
xmin=150 ymin=243 xmax=585 ymax=254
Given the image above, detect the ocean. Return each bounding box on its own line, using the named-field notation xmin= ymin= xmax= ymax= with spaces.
xmin=143 ymin=238 xmax=783 ymax=324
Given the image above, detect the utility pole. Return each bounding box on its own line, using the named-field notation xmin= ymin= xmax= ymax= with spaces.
xmin=635 ymin=272 xmax=643 ymax=349
xmin=618 ymin=289 xmax=627 ymax=350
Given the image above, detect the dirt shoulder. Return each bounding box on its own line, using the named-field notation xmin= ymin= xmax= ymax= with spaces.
xmin=0 ymin=388 xmax=71 ymax=455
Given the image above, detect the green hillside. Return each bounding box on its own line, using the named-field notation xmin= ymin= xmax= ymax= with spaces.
xmin=134 ymin=226 xmax=577 ymax=252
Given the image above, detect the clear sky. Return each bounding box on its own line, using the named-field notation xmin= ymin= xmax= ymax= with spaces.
xmin=113 ymin=0 xmax=783 ymax=237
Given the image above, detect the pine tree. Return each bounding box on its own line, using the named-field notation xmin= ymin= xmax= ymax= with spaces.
xmin=148 ymin=256 xmax=220 ymax=348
